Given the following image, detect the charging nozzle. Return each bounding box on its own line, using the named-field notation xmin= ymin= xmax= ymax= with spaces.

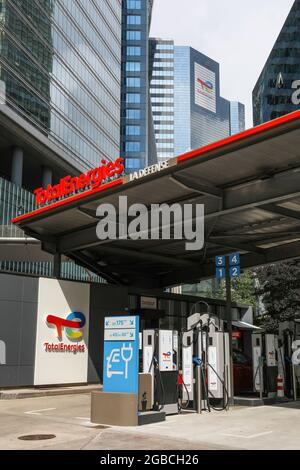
xmin=193 ymin=356 xmax=202 ymax=366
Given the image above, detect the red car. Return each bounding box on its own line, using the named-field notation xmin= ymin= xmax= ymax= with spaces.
xmin=233 ymin=349 xmax=253 ymax=395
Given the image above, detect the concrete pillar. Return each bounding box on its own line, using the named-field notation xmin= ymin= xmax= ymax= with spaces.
xmin=11 ymin=147 xmax=23 ymax=186
xmin=42 ymin=166 xmax=53 ymax=188
xmin=53 ymin=253 xmax=61 ymax=279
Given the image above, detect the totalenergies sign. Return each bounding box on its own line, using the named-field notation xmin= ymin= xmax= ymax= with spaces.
xmin=195 ymin=62 xmax=216 ymax=113
xmin=34 ymin=157 xmax=125 ymax=207
xmin=197 ymin=78 xmax=214 ymax=94
xmin=47 ymin=312 xmax=86 ymax=340
xmin=45 ymin=312 xmax=86 ymax=354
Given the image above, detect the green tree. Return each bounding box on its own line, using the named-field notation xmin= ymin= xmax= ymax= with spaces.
xmin=230 ymin=271 xmax=258 ymax=307
xmin=255 ymin=260 xmax=300 ymax=323
xmin=200 ymin=271 xmax=258 ymax=308
xmin=255 ymin=314 xmax=278 ymax=334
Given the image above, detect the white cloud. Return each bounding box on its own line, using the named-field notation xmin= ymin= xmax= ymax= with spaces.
xmin=150 ymin=0 xmax=295 ymax=128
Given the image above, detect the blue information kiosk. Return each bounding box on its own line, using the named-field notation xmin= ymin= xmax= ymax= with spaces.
xmin=91 ymin=316 xmax=142 ymax=426
xmin=103 ymin=316 xmax=139 ymax=394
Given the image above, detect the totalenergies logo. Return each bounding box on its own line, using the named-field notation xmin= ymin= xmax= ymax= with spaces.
xmin=163 ymin=352 xmax=172 ymax=360
xmin=197 ymin=78 xmax=214 ymax=93
xmin=34 ymin=157 xmax=125 ymax=207
xmin=46 ymin=312 xmax=86 ymax=341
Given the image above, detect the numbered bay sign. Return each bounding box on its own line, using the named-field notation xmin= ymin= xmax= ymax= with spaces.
xmin=230 ymin=265 xmax=241 ymax=279
xmin=229 ymin=253 xmax=240 ymax=267
xmin=215 ymin=256 xmax=226 ymax=280
xmin=215 ymin=256 xmax=225 ymax=267
xmin=230 ymin=253 xmax=241 ymax=279
xmin=215 ymin=253 xmax=241 ymax=280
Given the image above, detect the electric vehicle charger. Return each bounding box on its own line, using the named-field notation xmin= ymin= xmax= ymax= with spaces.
xmin=180 ymin=300 xmax=231 ymax=413
xmin=178 ymin=374 xmax=190 ymax=412
xmin=143 ymin=329 xmax=179 ymax=415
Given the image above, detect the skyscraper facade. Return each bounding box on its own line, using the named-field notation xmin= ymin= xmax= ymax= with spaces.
xmin=173 ymin=46 xmax=244 ymax=157
xmin=253 ymin=0 xmax=300 ymax=126
xmin=149 ymin=38 xmax=174 ymax=162
xmin=0 ymin=0 xmax=122 ymax=178
xmin=0 ymin=0 xmax=122 ymax=280
xmin=230 ymin=101 xmax=246 ymax=135
xmin=120 ymin=0 xmax=156 ymax=172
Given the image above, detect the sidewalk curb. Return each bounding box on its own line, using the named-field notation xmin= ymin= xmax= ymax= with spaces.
xmin=0 ymin=385 xmax=101 ymax=400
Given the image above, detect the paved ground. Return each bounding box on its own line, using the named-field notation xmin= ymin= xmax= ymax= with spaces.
xmin=0 ymin=393 xmax=300 ymax=450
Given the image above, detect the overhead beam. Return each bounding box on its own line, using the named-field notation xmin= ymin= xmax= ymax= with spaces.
xmin=77 ymin=207 xmax=98 ymax=220
xmin=261 ymin=203 xmax=300 ymax=221
xmin=169 ymin=174 xmax=223 ymax=199
xmin=59 ymin=226 xmax=201 ymax=269
xmin=69 ymin=252 xmax=123 ymax=285
xmin=210 ymin=232 xmax=300 ymax=247
xmin=94 ymin=245 xmax=200 ymax=268
xmin=210 ymin=231 xmax=300 ymax=239
xmin=209 ymin=239 xmax=266 ymax=255
xmin=164 ymin=167 xmax=300 ymax=228
xmin=58 ymin=225 xmax=188 ymax=256
xmin=211 ymin=218 xmax=290 ymax=236
xmin=206 ymin=167 xmax=300 ymax=219
xmin=158 ymin=239 xmax=300 ymax=288
xmin=24 ymin=227 xmax=56 ymax=245
xmin=71 ymin=252 xmax=161 ymax=288
xmin=58 ymin=224 xmax=102 ymax=252
xmin=183 ymin=232 xmax=300 ymax=261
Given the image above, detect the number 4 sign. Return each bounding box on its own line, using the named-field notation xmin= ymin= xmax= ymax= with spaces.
xmin=229 ymin=253 xmax=240 ymax=266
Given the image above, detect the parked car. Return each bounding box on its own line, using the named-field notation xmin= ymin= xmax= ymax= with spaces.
xmin=233 ymin=349 xmax=253 ymax=395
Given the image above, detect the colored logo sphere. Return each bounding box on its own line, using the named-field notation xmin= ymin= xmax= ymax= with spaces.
xmin=65 ymin=312 xmax=86 ymax=340
xmin=46 ymin=312 xmax=86 ymax=341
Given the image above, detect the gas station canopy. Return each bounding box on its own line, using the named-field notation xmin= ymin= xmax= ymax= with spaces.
xmin=12 ymin=111 xmax=300 ymax=288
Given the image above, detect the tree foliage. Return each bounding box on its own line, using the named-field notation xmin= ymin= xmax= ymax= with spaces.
xmin=254 ymin=314 xmax=278 ymax=334
xmin=255 ymin=260 xmax=300 ymax=323
xmin=230 ymin=271 xmax=258 ymax=307
xmin=201 ymin=271 xmax=257 ymax=308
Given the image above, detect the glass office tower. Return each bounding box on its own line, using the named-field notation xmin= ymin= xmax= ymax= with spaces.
xmin=174 ymin=46 xmax=244 ymax=156
xmin=0 ymin=0 xmax=122 ymax=281
xmin=253 ymin=0 xmax=300 ymax=125
xmin=149 ymin=38 xmax=174 ymax=162
xmin=230 ymin=101 xmax=245 ymax=135
xmin=0 ymin=0 xmax=121 ymax=173
xmin=0 ymin=0 xmax=52 ymax=132
xmin=120 ymin=0 xmax=156 ymax=172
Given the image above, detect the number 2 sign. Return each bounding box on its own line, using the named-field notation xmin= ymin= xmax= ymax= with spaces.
xmin=230 ymin=266 xmax=240 ymax=278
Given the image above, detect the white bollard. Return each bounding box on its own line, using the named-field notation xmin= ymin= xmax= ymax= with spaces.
xmin=277 ymin=374 xmax=285 ymax=398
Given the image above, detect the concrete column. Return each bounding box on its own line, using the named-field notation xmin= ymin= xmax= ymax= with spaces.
xmin=11 ymin=147 xmax=23 ymax=186
xmin=53 ymin=253 xmax=61 ymax=279
xmin=42 ymin=166 xmax=53 ymax=188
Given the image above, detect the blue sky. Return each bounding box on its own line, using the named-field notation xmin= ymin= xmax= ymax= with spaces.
xmin=151 ymin=0 xmax=295 ymax=128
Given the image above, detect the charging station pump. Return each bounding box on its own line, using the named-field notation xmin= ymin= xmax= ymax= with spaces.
xmin=142 ymin=329 xmax=179 ymax=415
xmin=181 ymin=309 xmax=232 ymax=413
xmin=277 ymin=322 xmax=300 ymax=400
xmin=252 ymin=333 xmax=278 ymax=397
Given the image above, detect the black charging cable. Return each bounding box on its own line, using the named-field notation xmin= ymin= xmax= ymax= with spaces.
xmin=206 ymin=363 xmax=229 ymax=412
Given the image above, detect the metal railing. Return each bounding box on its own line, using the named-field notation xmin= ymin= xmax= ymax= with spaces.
xmin=0 ymin=176 xmax=104 ymax=283
xmin=0 ymin=176 xmax=35 ymax=238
